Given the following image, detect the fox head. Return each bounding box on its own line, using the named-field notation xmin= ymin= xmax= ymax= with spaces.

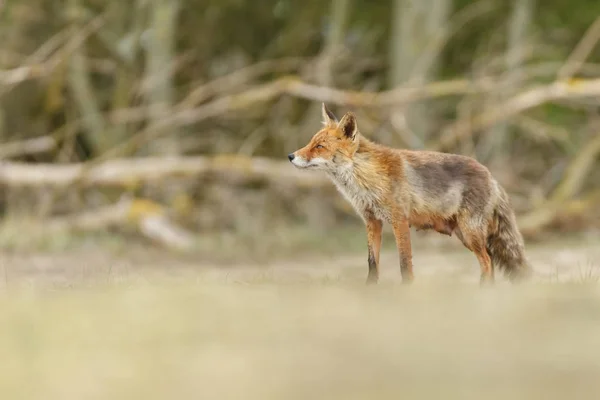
xmin=288 ymin=103 xmax=359 ymax=172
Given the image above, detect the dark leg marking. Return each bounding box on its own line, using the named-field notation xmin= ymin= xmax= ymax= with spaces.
xmin=367 ymin=245 xmax=378 ymax=284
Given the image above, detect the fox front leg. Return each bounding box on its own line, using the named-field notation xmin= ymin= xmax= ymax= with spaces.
xmin=365 ymin=213 xmax=383 ymax=284
xmin=391 ymin=214 xmax=414 ymax=283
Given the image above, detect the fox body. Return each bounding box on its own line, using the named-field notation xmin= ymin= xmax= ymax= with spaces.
xmin=288 ymin=104 xmax=531 ymax=284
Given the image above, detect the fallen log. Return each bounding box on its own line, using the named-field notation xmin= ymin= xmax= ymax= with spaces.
xmin=0 ymin=155 xmax=331 ymax=188
xmin=1 ymin=154 xmax=597 ymax=237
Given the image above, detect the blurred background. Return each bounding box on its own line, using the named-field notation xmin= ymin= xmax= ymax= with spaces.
xmin=0 ymin=0 xmax=599 ymax=267
xmin=2 ymin=2 xmax=600 ymax=399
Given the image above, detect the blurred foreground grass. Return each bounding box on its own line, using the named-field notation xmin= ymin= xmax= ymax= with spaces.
xmin=0 ymin=278 xmax=599 ymax=400
xmin=1 ymin=218 xmax=599 ymax=399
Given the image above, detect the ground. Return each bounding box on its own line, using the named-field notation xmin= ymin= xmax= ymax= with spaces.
xmin=0 ymin=227 xmax=599 ymax=399
xmin=1 ymin=227 xmax=598 ymax=288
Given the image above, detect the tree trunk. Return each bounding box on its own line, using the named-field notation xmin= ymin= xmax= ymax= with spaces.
xmin=67 ymin=0 xmax=108 ymax=155
xmin=144 ymin=0 xmax=180 ymax=155
xmin=483 ymin=0 xmax=535 ymax=171
xmin=317 ymin=0 xmax=351 ymax=86
xmin=388 ymin=0 xmax=452 ymax=147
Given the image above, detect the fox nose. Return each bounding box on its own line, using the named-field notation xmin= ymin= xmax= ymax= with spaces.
xmin=288 ymin=153 xmax=295 ymax=162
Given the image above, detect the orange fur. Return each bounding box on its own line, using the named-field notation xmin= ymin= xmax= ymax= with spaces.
xmin=288 ymin=104 xmax=532 ymax=284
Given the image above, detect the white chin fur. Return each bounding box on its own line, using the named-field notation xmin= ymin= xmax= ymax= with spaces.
xmin=292 ymin=157 xmax=328 ymax=169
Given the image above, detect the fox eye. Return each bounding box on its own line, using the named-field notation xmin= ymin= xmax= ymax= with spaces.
xmin=315 ymin=144 xmax=324 ymax=149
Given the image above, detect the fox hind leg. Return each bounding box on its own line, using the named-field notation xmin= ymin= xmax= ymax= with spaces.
xmin=456 ymin=217 xmax=494 ymax=284
xmin=474 ymin=247 xmax=494 ymax=284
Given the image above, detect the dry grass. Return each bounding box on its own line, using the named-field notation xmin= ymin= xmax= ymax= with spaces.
xmin=0 ymin=278 xmax=599 ymax=400
xmin=0 ymin=221 xmax=599 ymax=399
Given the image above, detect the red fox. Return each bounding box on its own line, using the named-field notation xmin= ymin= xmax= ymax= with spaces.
xmin=288 ymin=103 xmax=532 ymax=284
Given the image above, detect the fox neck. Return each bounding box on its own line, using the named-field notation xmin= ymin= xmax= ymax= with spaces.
xmin=326 ymin=136 xmax=389 ymax=217
xmin=328 ymin=136 xmax=380 ymax=184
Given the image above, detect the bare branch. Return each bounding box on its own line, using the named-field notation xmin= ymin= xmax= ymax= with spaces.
xmin=102 ymin=76 xmax=494 ymax=158
xmin=0 ymin=65 xmax=48 ymax=85
xmin=551 ymin=131 xmax=600 ymax=202
xmin=0 ymin=15 xmax=105 ymax=88
xmin=517 ymin=131 xmax=600 ymax=234
xmin=179 ymin=57 xmax=306 ymax=108
xmin=519 ymin=190 xmax=600 ymax=236
xmin=0 ymin=136 xmax=57 ymax=159
xmin=558 ymin=16 xmax=600 ymax=80
xmin=46 ymin=196 xmax=195 ymax=250
xmin=433 ymin=78 xmax=600 ymax=151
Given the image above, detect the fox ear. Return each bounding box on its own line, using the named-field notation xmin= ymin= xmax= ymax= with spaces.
xmin=338 ymin=112 xmax=358 ymax=140
xmin=321 ymin=103 xmax=338 ymax=125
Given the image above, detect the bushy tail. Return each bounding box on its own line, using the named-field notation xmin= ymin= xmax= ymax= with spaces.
xmin=486 ymin=186 xmax=532 ymax=282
